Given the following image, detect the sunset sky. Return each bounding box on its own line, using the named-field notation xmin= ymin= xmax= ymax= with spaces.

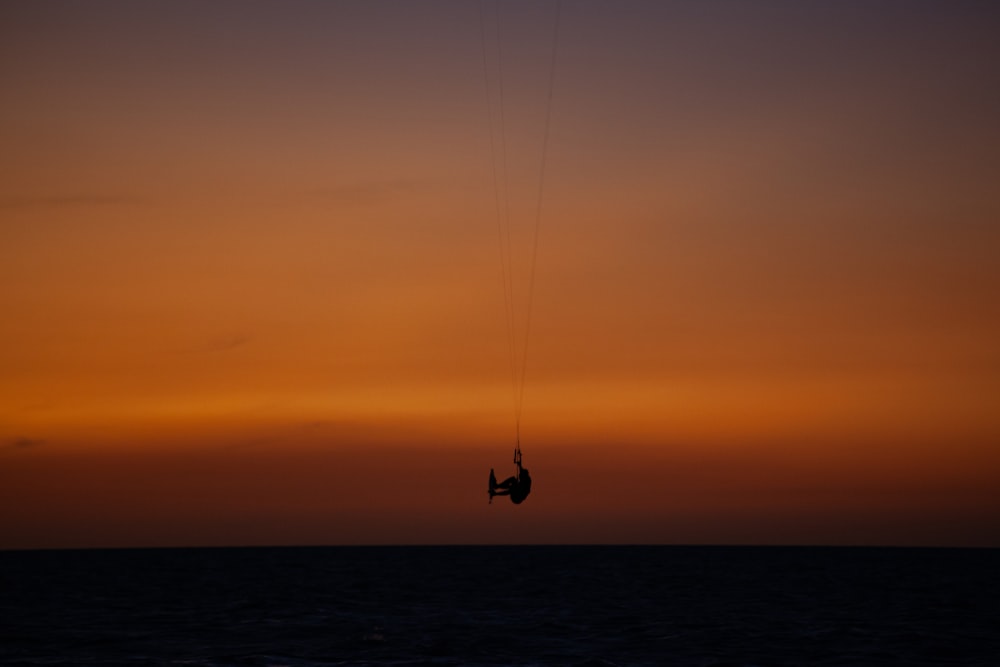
xmin=2 ymin=1 xmax=999 ymax=549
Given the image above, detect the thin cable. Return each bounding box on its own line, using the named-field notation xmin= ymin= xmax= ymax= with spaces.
xmin=515 ymin=0 xmax=562 ymax=428
xmin=479 ymin=0 xmax=518 ymax=418
xmin=481 ymin=0 xmax=564 ymax=446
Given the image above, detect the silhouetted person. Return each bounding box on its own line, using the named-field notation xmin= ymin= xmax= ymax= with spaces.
xmin=489 ymin=449 xmax=531 ymax=504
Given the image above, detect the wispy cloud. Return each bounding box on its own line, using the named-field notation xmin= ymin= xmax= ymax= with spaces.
xmin=203 ymin=333 xmax=252 ymax=352
xmin=0 ymin=195 xmax=140 ymax=211
xmin=6 ymin=437 xmax=44 ymax=450
xmin=305 ymin=180 xmax=422 ymax=207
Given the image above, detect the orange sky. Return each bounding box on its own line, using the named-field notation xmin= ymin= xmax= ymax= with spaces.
xmin=2 ymin=1 xmax=999 ymax=548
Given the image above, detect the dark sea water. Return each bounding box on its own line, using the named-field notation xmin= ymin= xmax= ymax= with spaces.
xmin=1 ymin=546 xmax=997 ymax=666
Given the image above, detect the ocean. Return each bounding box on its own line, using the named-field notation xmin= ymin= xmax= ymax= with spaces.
xmin=1 ymin=546 xmax=996 ymax=666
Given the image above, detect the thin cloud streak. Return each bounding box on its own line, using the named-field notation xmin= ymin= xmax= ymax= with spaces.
xmin=6 ymin=437 xmax=44 ymax=451
xmin=0 ymin=195 xmax=141 ymax=211
xmin=304 ymin=180 xmax=425 ymax=207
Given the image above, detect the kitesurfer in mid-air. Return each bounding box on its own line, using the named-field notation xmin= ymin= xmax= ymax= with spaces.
xmin=489 ymin=447 xmax=531 ymax=504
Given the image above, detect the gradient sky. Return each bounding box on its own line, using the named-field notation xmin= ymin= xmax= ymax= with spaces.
xmin=2 ymin=1 xmax=999 ymax=548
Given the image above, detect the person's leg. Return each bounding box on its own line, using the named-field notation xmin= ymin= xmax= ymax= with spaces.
xmin=494 ymin=476 xmax=517 ymax=490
